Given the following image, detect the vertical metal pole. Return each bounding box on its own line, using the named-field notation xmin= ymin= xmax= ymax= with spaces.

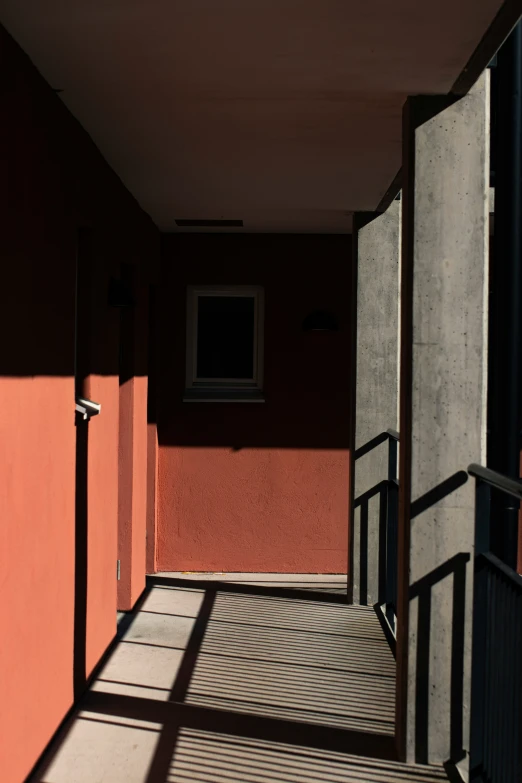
xmin=386 ymin=480 xmax=399 ymax=631
xmin=360 ymin=499 xmax=368 ymax=606
xmin=388 ymin=436 xmax=398 ymax=482
xmin=475 ymin=479 xmax=491 ymax=557
xmin=378 ymin=485 xmax=388 ymax=604
xmin=489 ymin=22 xmax=522 ymax=569
xmin=73 ymin=227 xmax=92 ymax=700
xmin=386 ymin=436 xmax=399 ymax=629
xmin=469 ymin=480 xmax=490 ymax=781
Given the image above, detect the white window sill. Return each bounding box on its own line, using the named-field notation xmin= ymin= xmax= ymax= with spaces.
xmin=183 ymin=390 xmax=265 ymax=403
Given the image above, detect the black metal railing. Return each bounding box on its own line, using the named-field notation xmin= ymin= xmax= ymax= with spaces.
xmin=468 ymin=464 xmax=522 ymax=783
xmin=353 ymin=429 xmax=399 ymax=633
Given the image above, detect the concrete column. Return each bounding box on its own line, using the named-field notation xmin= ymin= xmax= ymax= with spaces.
xmin=351 ymin=204 xmax=401 ymax=606
xmin=397 ymin=74 xmax=489 ymax=769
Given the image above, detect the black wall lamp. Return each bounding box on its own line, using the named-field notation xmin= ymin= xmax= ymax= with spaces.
xmin=302 ymin=310 xmax=339 ymax=332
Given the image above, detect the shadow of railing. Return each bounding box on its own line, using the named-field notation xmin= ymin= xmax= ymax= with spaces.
xmin=407 ymin=470 xmax=470 ymax=766
xmin=409 ymin=552 xmax=470 ymax=766
xmin=30 ymin=577 xmax=406 ymax=782
xmin=353 ymin=429 xmax=399 ymax=634
xmin=106 ymin=580 xmax=396 ymax=783
xmin=407 ymin=466 xmax=522 ymax=779
xmin=410 ymin=472 xmax=469 ymax=520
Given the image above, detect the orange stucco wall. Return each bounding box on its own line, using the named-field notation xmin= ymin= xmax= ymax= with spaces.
xmin=118 ymin=375 xmax=149 ymax=610
xmin=131 ymin=376 xmax=149 ymax=598
xmin=0 ymin=27 xmax=158 ymax=783
xmin=0 ymin=378 xmax=76 ymax=783
xmin=117 ymin=277 xmax=150 ymax=611
xmin=159 ymin=447 xmax=350 ymax=572
xmin=157 ymin=234 xmax=351 ymax=573
xmin=86 ymin=373 xmax=120 ymax=674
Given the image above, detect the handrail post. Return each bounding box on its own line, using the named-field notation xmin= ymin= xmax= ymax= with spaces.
xmin=386 ymin=477 xmax=399 ymax=630
xmin=470 ymin=478 xmax=489 ymax=781
xmin=388 ymin=435 xmax=398 ymax=482
xmin=474 ymin=478 xmax=491 ymax=556
xmin=384 ymin=432 xmax=399 ymax=630
xmin=468 ymin=464 xmax=522 ymax=781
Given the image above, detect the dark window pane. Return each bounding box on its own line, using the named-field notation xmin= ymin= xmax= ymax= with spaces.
xmin=197 ymin=296 xmax=255 ymax=379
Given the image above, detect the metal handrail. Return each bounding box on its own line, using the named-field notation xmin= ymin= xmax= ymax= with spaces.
xmin=468 ymin=463 xmax=522 ymax=500
xmin=468 ymin=464 xmax=522 ymax=783
xmin=353 ymin=479 xmax=390 ymax=509
xmin=480 ymin=550 xmax=522 ymax=587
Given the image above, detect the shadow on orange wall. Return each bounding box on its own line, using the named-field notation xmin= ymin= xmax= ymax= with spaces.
xmin=0 ymin=24 xmax=158 ymax=783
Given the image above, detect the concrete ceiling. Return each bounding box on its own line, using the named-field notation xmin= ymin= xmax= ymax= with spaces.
xmin=0 ymin=1 xmax=507 ymax=232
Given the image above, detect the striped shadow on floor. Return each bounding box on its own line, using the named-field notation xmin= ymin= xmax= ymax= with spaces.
xmin=31 ymin=578 xmax=448 ymax=783
xmin=169 ymin=729 xmax=450 ymax=783
xmin=185 ymin=591 xmax=395 ymax=735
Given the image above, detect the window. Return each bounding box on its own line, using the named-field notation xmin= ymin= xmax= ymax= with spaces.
xmin=185 ymin=285 xmax=264 ymax=401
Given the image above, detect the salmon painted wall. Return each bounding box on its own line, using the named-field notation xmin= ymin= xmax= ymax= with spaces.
xmin=118 ymin=279 xmax=150 ymax=610
xmin=0 ymin=27 xmax=158 ymax=783
xmin=157 ymin=234 xmax=351 ymax=573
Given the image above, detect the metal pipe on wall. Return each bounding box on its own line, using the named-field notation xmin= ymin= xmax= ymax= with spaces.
xmin=488 ymin=21 xmax=522 ymax=570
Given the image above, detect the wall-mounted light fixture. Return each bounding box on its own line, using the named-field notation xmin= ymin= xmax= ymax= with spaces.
xmin=108 ymin=277 xmax=135 ymax=308
xmin=302 ymin=310 xmax=339 ymax=332
xmin=75 ymin=397 xmax=101 ymax=421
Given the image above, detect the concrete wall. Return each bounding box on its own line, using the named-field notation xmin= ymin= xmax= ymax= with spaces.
xmin=157 ymin=234 xmax=351 ymax=573
xmin=398 ymin=74 xmax=489 ymax=767
xmin=0 ymin=27 xmax=159 ymax=783
xmin=352 ymin=204 xmax=401 ymax=605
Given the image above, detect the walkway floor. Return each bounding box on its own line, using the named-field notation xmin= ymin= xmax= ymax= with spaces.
xmin=32 ymin=575 xmax=448 ymax=783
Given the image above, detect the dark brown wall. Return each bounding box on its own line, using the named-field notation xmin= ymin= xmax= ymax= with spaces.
xmin=0 ymin=26 xmax=159 ymax=783
xmin=157 ymin=234 xmax=352 ymax=572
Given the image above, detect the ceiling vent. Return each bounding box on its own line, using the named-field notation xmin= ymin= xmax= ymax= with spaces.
xmin=175 ymin=219 xmax=243 ymax=228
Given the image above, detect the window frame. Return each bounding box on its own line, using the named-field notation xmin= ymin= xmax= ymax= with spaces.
xmin=185 ymin=285 xmax=264 ymax=401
